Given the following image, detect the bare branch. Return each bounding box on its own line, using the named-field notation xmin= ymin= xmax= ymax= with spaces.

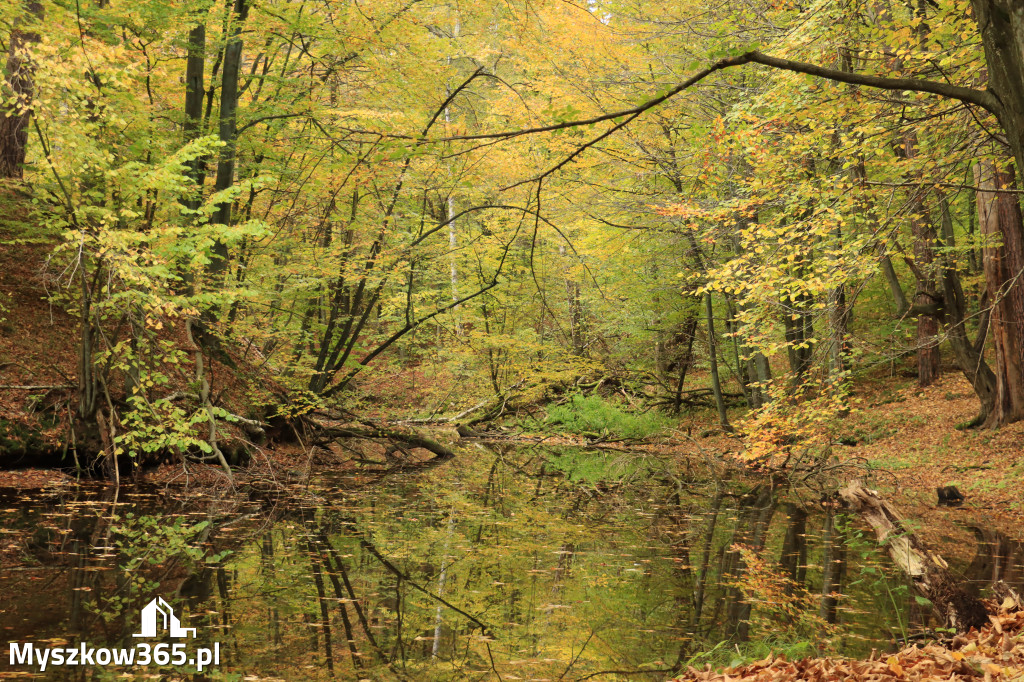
xmin=423 ymin=51 xmax=998 ymax=145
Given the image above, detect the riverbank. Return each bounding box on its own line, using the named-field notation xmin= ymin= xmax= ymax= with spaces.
xmin=672 ymin=594 xmax=1024 ymax=681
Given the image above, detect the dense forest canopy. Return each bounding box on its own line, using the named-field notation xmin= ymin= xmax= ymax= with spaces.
xmin=1 ymin=0 xmax=1024 ymax=467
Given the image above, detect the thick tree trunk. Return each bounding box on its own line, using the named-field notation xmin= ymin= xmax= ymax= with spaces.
xmin=938 ymin=201 xmax=998 ymax=425
xmin=819 ymin=509 xmax=846 ymax=625
xmin=183 ymin=21 xmax=206 ymax=210
xmin=828 ymin=278 xmax=851 ymax=418
xmin=974 ymin=161 xmax=1024 ymax=427
xmin=209 ymin=0 xmax=250 ymax=279
xmin=782 ymin=295 xmax=814 ymax=381
xmin=972 ymin=1 xmax=1024 ymax=175
xmin=779 ymin=503 xmax=807 ymax=591
xmin=838 ymin=481 xmax=989 ymax=633
xmin=912 ymin=278 xmax=942 ymax=388
xmin=0 ymin=2 xmax=43 ymax=179
xmin=879 ymin=247 xmax=911 ymax=317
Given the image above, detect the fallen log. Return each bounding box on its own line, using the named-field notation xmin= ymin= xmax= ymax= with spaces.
xmin=318 ymin=423 xmax=456 ymax=462
xmin=838 ymin=480 xmax=988 ymax=633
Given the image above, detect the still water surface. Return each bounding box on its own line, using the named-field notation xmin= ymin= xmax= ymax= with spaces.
xmin=1 ymin=444 xmax=1021 ymax=680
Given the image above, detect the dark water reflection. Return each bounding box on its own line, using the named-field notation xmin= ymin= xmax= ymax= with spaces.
xmin=1 ymin=444 xmax=1021 ymax=680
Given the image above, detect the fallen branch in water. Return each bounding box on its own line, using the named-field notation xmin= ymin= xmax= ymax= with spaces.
xmin=838 ymin=480 xmax=988 ymax=633
xmin=314 ymin=422 xmax=456 ymax=462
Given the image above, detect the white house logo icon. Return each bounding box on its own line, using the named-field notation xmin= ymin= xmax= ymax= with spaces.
xmin=133 ymin=597 xmax=196 ymax=638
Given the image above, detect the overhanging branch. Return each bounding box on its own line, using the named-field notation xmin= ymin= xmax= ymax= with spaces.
xmin=744 ymin=51 xmax=999 ymax=113
xmin=426 ymin=50 xmax=1000 ymax=145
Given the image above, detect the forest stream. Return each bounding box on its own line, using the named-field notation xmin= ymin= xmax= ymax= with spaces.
xmin=2 ymin=444 xmax=1021 ymax=681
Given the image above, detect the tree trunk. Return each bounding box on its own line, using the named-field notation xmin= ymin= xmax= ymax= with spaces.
xmin=0 ymin=2 xmax=43 ymax=178
xmin=974 ymin=161 xmax=1024 ymax=427
xmin=449 ymin=194 xmax=461 ymax=335
xmin=559 ymin=243 xmax=585 ymax=355
xmin=706 ymin=292 xmax=732 ymax=432
xmin=938 ymin=194 xmax=998 ymax=425
xmin=972 ymin=1 xmax=1024 ymax=176
xmin=783 ymin=292 xmax=814 ymax=381
xmin=779 ymin=503 xmax=807 ymax=592
xmin=838 ymin=481 xmax=988 ymax=633
xmin=209 ymin=0 xmax=250 ymax=279
xmin=725 ymin=297 xmax=753 ymax=408
xmin=819 ymin=509 xmax=846 ymax=625
xmin=879 ymin=246 xmax=911 ymax=317
xmin=183 ymin=21 xmax=206 ymax=210
xmin=828 ymin=280 xmax=851 ymax=413
xmin=750 ymin=347 xmax=773 ymax=406
xmin=669 ymin=315 xmax=699 ymax=415
xmin=903 ymin=133 xmax=942 ymax=387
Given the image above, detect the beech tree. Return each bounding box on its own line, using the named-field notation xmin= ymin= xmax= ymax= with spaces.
xmin=470 ymin=0 xmax=1024 ymax=426
xmin=7 ymin=0 xmax=1024 ymax=470
xmin=0 ymin=1 xmax=42 ymax=178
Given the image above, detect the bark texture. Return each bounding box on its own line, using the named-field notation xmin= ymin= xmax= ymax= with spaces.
xmin=975 ymin=162 xmax=1024 ymax=427
xmin=0 ymin=2 xmax=42 ymax=179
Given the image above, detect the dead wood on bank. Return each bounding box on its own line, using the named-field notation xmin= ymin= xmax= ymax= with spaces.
xmin=838 ymin=480 xmax=989 ymax=633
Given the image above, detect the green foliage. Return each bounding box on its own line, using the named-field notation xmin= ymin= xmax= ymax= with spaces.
xmin=87 ymin=514 xmax=226 ymax=625
xmin=842 ymin=519 xmax=916 ymax=641
xmin=543 ymin=447 xmax=639 ymax=483
xmin=712 ymin=637 xmax=822 ymax=671
xmin=544 ymin=394 xmax=671 ymax=439
xmin=116 ymin=395 xmax=211 ymax=456
xmin=112 ymin=513 xmax=214 ymax=573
